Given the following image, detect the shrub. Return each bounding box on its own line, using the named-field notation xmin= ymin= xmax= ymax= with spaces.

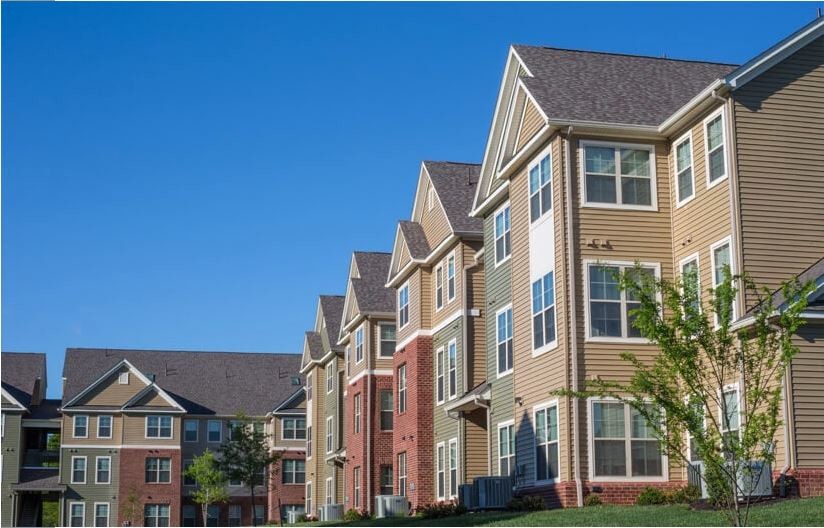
xmin=583 ymin=494 xmax=603 ymax=507
xmin=343 ymin=508 xmax=371 ymax=522
xmin=636 ymin=486 xmax=668 ymax=505
xmin=507 ymin=495 xmax=546 ymax=511
xmin=669 ymin=485 xmax=701 ymax=504
xmin=418 ymin=501 xmax=467 ymax=519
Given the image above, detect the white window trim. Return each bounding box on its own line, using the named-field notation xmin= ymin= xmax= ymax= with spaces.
xmin=326 ymin=363 xmax=334 ymax=394
xmin=497 ymin=420 xmax=515 ymax=477
xmin=436 ymin=441 xmax=446 ymax=500
xmin=118 ymin=372 xmax=129 ymax=385
xmin=377 ymin=322 xmax=396 ymax=358
xmin=280 ymin=417 xmax=306 ymax=441
xmin=719 ymin=382 xmax=741 ymax=434
xmin=93 ymin=502 xmax=110 ymax=527
xmin=306 ymin=425 xmax=312 ymax=461
xmin=531 ymin=272 xmax=559 ymax=357
xmin=710 ymin=235 xmax=736 ymax=325
xmin=71 ymin=456 xmax=88 ymax=484
xmin=145 ymin=456 xmax=173 ymax=484
xmin=496 ymin=304 xmax=514 ymax=378
xmin=533 ymin=400 xmax=561 ymax=484
xmin=305 ymin=482 xmax=313 ymax=514
xmin=447 ymin=338 xmax=458 ymax=401
xmin=583 ymin=259 xmax=661 ymax=344
xmin=704 ymin=108 xmax=729 ymax=190
xmin=73 ymin=415 xmax=89 ymax=439
xmin=326 ymin=476 xmax=334 ymax=505
xmin=207 ymin=420 xmax=222 ymax=443
xmin=95 ymin=456 xmax=112 ymax=484
xmin=69 ymin=501 xmax=86 ymax=526
xmin=355 ymin=324 xmax=365 ymax=365
xmin=679 ymin=252 xmax=702 ymax=313
xmin=325 ymin=416 xmax=334 ymax=454
xmin=435 ymin=346 xmax=445 ymax=405
xmin=398 ymin=282 xmax=410 ymax=330
xmin=674 ymin=129 xmax=696 ymax=208
xmin=354 ymin=466 xmax=362 ymax=507
xmin=97 ymin=415 xmax=113 ymax=439
xmin=397 ymin=365 xmax=407 ymax=414
xmin=183 ymin=419 xmax=198 ymax=443
xmin=354 ymin=393 xmax=362 ymax=434
xmin=446 ymin=251 xmax=457 ymax=303
xmin=448 ymin=437 xmax=459 ymax=499
xmin=685 ymin=396 xmax=708 ymax=463
xmin=145 ymin=415 xmax=173 ymax=440
xmin=586 ymin=397 xmax=669 ymax=482
xmin=435 ymin=262 xmax=445 ymax=312
xmin=580 ymin=140 xmax=659 ymax=212
xmin=493 ymin=201 xmax=512 ymax=267
xmin=528 ymin=146 xmax=554 ymax=225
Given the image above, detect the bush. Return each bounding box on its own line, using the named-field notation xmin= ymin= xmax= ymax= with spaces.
xmin=343 ymin=508 xmax=371 ymax=522
xmin=636 ymin=486 xmax=668 ymax=505
xmin=669 ymin=485 xmax=701 ymax=504
xmin=418 ymin=501 xmax=467 ymax=519
xmin=583 ymin=494 xmax=603 ymax=507
xmin=507 ymin=495 xmax=546 ymax=511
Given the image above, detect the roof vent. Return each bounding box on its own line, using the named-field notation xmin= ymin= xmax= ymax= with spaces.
xmin=291 ymin=376 xmax=301 ymax=386
xmin=146 ymin=373 xmax=156 ymax=382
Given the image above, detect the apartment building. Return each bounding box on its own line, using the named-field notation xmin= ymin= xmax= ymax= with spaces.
xmin=300 ymin=295 xmax=346 ymax=518
xmin=338 ymin=252 xmax=396 ymax=513
xmin=58 ymin=348 xmax=302 ymax=526
xmin=386 ymin=161 xmax=487 ymax=509
xmin=467 ymin=16 xmax=824 ymax=506
xmin=1 ymin=353 xmax=62 ymax=527
xmin=267 ymin=387 xmax=309 ymax=523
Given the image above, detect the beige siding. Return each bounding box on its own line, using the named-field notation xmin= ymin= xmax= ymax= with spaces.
xmin=62 ymin=414 xmax=124 ymax=446
xmin=306 ymin=363 xmax=326 ymax=515
xmin=121 ymin=414 xmax=180 ymax=445
xmin=396 ymin=269 xmax=422 ymax=344
xmin=733 ymin=36 xmax=824 ymax=308
xmin=431 ymin=241 xmax=465 ymax=329
xmin=516 ymin=99 xmax=544 ymax=152
xmin=792 ymin=322 xmax=824 ymax=468
xmin=79 ymin=366 xmax=148 ymax=406
xmin=464 ymin=408 xmax=489 ymax=482
xmin=419 ymin=177 xmax=452 ymax=249
xmin=467 ymin=248 xmax=486 ymax=389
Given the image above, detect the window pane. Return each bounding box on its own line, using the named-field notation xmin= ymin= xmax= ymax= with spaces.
xmin=590 ymin=302 xmax=621 ymax=337
xmin=531 ymin=280 xmax=543 ymax=314
xmin=541 ymin=184 xmax=552 ymax=215
xmin=535 ymin=410 xmax=546 ymax=444
xmin=676 ymin=140 xmax=691 ymax=172
xmin=530 ymin=193 xmax=540 ymax=222
xmin=620 ymin=149 xmax=650 ymax=177
xmin=714 ymin=244 xmax=730 ymax=285
xmin=529 ymin=166 xmax=540 ymax=194
xmin=589 ymin=266 xmax=620 ymax=300
xmin=586 ymin=174 xmax=617 ymax=203
xmin=626 ymin=302 xmax=642 ymax=338
xmin=621 ymin=176 xmax=652 ymax=206
xmin=631 ymin=440 xmax=663 ymax=476
xmin=586 ymin=147 xmax=615 ymax=174
xmin=631 ymin=406 xmax=657 ymax=438
xmin=707 ymin=116 xmax=723 ymax=150
xmin=709 ymin=147 xmax=725 ymax=181
xmin=724 ymin=390 xmax=739 ymax=430
xmin=543 ymin=306 xmax=556 ymax=344
xmin=678 ymin=167 xmax=693 ymax=202
xmin=594 ymin=439 xmax=627 ymax=476
xmin=593 ymin=402 xmax=625 ymax=438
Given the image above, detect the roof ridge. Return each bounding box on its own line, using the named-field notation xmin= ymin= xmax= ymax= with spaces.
xmin=353 ymin=250 xmax=392 ymax=256
xmin=66 ymin=348 xmax=299 ymax=357
xmin=424 ymin=160 xmax=481 ymax=167
xmin=513 ymin=43 xmax=739 ymax=67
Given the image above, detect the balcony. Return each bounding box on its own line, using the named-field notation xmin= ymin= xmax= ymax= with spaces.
xmin=22 ymin=428 xmax=60 ymax=469
xmin=23 ymin=449 xmax=60 ymax=469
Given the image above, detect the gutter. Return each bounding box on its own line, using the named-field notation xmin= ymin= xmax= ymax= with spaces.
xmin=563 ymin=126 xmax=583 ymax=507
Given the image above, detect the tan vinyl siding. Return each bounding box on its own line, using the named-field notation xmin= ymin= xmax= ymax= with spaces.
xmin=306 ymin=363 xmax=326 ymax=515
xmin=432 ymin=242 xmax=464 ymax=329
xmin=78 ymin=367 xmax=148 ymax=406
xmin=792 ymin=322 xmax=824 ymax=468
xmin=396 ymin=269 xmax=423 ymax=344
xmin=464 ymin=408 xmax=489 ymax=482
xmin=1 ymin=412 xmax=22 ymax=527
xmin=420 ymin=177 xmax=452 ymax=249
xmin=122 ymin=414 xmax=180 ymax=445
xmin=373 ymin=317 xmax=396 ymax=370
xmin=733 ymin=36 xmax=824 ymax=308
xmin=132 ymin=390 xmax=175 ymax=408
xmin=467 ymin=248 xmax=487 ymax=389
xmin=62 ymin=414 xmax=123 ymax=446
xmin=516 ymin=99 xmax=544 ymax=153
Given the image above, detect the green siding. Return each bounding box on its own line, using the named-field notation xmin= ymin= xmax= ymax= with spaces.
xmin=322 ymin=356 xmax=342 ymax=499
xmin=1 ymin=412 xmax=23 ymax=526
xmin=61 ymin=448 xmax=119 ymax=525
xmin=432 ymin=321 xmax=462 ymax=497
xmin=483 ymin=205 xmax=515 ymax=477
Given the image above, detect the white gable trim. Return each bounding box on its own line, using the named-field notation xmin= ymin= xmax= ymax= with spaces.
xmin=122 ymin=382 xmax=186 ymax=412
xmin=63 ymin=359 xmax=151 ymax=408
xmin=1 ymin=386 xmax=27 ymax=411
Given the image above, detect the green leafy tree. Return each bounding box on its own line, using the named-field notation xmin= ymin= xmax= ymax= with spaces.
xmin=120 ymin=486 xmax=142 ymax=527
xmin=186 ymin=449 xmax=229 ymax=527
xmin=557 ymin=264 xmax=812 ymax=527
xmin=219 ymin=413 xmax=280 ymax=526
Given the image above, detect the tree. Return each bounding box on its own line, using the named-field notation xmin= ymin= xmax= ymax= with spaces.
xmin=219 ymin=413 xmax=281 ymax=527
xmin=558 ymin=264 xmax=812 ymax=527
xmin=186 ymin=449 xmax=229 ymax=527
xmin=120 ymin=486 xmax=142 ymax=527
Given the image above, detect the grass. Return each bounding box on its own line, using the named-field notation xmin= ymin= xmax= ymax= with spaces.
xmin=299 ymin=497 xmax=824 ymax=527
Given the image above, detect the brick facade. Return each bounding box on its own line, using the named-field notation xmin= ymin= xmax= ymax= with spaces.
xmin=393 ymin=336 xmax=435 ymax=511
xmin=782 ymin=468 xmax=824 ymax=498
xmin=117 ymin=448 xmax=182 ymax=526
xmin=268 ymin=451 xmax=307 ymax=523
xmin=344 ymin=374 xmax=394 ymax=513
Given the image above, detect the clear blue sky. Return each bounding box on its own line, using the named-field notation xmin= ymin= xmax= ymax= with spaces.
xmin=2 ymin=2 xmax=817 ymax=398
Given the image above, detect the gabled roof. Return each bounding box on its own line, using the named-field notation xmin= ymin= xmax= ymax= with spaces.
xmin=423 ymin=161 xmax=483 ymax=235
xmin=271 ymin=387 xmax=306 ymax=416
xmin=751 ymin=256 xmax=824 ymax=316
xmin=1 ymin=352 xmax=46 ymax=409
xmin=512 ymin=45 xmax=736 ymax=127
xmin=351 ymin=252 xmax=395 ymax=314
xmin=399 ymin=221 xmax=431 ymax=260
xmin=304 ymin=331 xmax=325 ymax=362
xmin=62 ymin=348 xmax=302 ymax=416
xmin=319 ymin=295 xmax=346 ymax=353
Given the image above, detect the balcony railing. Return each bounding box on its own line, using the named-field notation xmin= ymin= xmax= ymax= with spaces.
xmin=23 ymin=449 xmax=60 ymax=468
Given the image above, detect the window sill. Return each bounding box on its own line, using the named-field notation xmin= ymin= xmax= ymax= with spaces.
xmin=494 ymin=255 xmax=511 ymax=268
xmin=706 ymin=174 xmax=728 ymax=190
xmin=585 ymin=337 xmax=652 ymax=345
xmin=675 ymin=194 xmax=696 ymax=209
xmin=531 ymin=341 xmax=558 ymax=358
xmin=588 ymin=475 xmax=668 ymax=483
xmin=581 ymin=202 xmax=658 ymax=212
xmin=496 ymin=369 xmax=513 ymax=379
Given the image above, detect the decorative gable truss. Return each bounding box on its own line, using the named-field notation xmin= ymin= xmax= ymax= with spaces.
xmin=1 ymin=385 xmax=28 ymax=412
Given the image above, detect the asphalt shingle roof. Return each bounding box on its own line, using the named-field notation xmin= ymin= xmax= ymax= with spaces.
xmin=305 ymin=331 xmax=325 ymax=361
xmin=512 ymin=46 xmax=737 ymax=127
xmin=62 ymin=348 xmax=302 ymax=416
xmin=424 ymin=161 xmax=483 ymax=234
xmin=319 ymin=295 xmax=346 ymax=353
xmin=1 ymin=352 xmax=46 ymax=408
xmin=748 ymin=256 xmax=824 ymax=315
xmin=352 ymin=252 xmax=395 ymax=314
xmin=399 ymin=221 xmax=431 ymax=260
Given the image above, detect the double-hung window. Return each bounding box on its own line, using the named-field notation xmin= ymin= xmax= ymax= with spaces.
xmin=182 ymin=505 xmax=196 ymax=527
xmin=705 ymin=111 xmax=727 ymax=185
xmin=380 ymin=390 xmax=393 ymax=431
xmin=71 ymin=456 xmax=87 ymax=484
xmin=94 ymin=503 xmax=110 ymax=527
xmin=674 ymin=132 xmax=694 ymax=205
xmin=721 ymin=384 xmax=740 ymax=459
xmin=146 ymin=416 xmax=172 ymax=439
xmin=183 ymin=459 xmax=195 ymax=486
xmin=325 ymin=478 xmax=334 ymax=505
xmin=531 ymin=272 xmax=556 ymax=350
xmin=145 ymin=457 xmax=172 ymax=483
xmin=448 ymin=438 xmax=458 ymax=498
xmin=326 ymin=416 xmax=334 ymax=453
xmin=447 ymin=340 xmax=457 ymax=399
xmin=184 ymin=419 xmax=198 ymax=442
xmin=282 ymin=418 xmax=306 ymax=440
xmin=97 ymin=415 xmax=112 ymax=438
xmin=447 ymin=253 xmax=456 ymax=301
xmin=498 ymin=422 xmax=515 ymax=477
xmin=494 ymin=204 xmax=511 ymax=264
xmin=355 ymin=326 xmax=364 ymax=364
xmin=680 ymin=254 xmax=701 ymax=315
xmin=380 ymin=465 xmax=394 ymax=495
xmin=326 ymin=362 xmax=334 ymax=393
xmin=144 ymin=504 xmax=170 ymax=527
xmin=307 ymin=426 xmax=312 ymax=457
xmin=306 ymin=374 xmax=313 ymax=402
xmin=436 ymin=347 xmax=445 ymax=404
xmin=73 ymin=415 xmax=88 ymax=438
xmin=436 ymin=443 xmax=446 ymax=500
xmin=354 ymin=467 xmax=361 ymax=508
xmin=535 ymin=403 xmax=559 ymax=482
xmin=69 ymin=503 xmax=85 ymax=527
xmin=587 ymin=262 xmax=657 ymax=339
xmin=591 ymin=401 xmax=664 ymax=479
xmin=583 ymin=143 xmax=655 ymax=209
xmin=207 ymin=420 xmax=222 ymax=443
xmin=305 ymin=483 xmax=313 ymax=515
xmin=529 ymin=151 xmax=552 ymax=222
xmin=496 ymin=306 xmax=513 ymax=375
xmin=354 ymin=393 xmax=361 ymax=434
xmin=397 ymin=365 xmax=407 ymax=413
xmin=398 ymin=284 xmax=409 ymax=328
xmin=283 ymin=459 xmax=306 ymax=484
xmin=96 ymin=456 xmax=111 ymax=484
xmin=711 ymin=237 xmax=734 ymax=325
xmin=228 ymin=505 xmax=241 ymax=527
xmin=379 ymin=324 xmax=396 ymax=358
xmin=435 ymin=264 xmax=444 ymax=310
xmin=398 ymin=452 xmax=408 ymax=496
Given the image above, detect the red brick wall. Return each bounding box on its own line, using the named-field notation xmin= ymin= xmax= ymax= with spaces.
xmin=344 ymin=374 xmax=393 ymax=513
xmin=268 ymin=451 xmax=307 ymax=522
xmin=182 ymin=496 xmax=267 ymax=526
xmin=581 ymin=480 xmax=687 ymax=505
xmin=393 ymin=336 xmax=434 ymax=511
xmin=782 ymin=468 xmax=824 ymax=498
xmin=117 ymin=448 xmax=182 ymax=526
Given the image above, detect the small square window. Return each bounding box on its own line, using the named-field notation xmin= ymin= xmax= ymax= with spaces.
xmin=118 ymin=372 xmax=129 ymax=384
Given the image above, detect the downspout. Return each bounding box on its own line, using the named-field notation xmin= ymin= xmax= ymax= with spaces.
xmin=365 ymin=322 xmax=372 ymax=513
xmin=563 ymin=126 xmax=583 ymax=507
xmin=782 ymin=364 xmax=797 ymax=473
xmin=460 ymin=255 xmax=479 ymax=487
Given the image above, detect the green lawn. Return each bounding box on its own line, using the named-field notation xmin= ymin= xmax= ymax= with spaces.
xmin=303 ymin=497 xmax=824 ymax=526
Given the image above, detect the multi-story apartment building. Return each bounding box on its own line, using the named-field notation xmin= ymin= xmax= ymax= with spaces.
xmin=58 ymin=348 xmax=302 ymax=526
xmin=386 ymin=161 xmax=487 ymax=509
xmin=338 ymin=252 xmax=396 ymax=513
xmin=266 ymin=387 xmax=308 ymax=523
xmin=468 ymin=16 xmax=824 ymax=506
xmin=300 ymin=295 xmax=346 ymax=518
xmin=2 ymin=353 xmax=62 ymax=527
